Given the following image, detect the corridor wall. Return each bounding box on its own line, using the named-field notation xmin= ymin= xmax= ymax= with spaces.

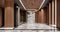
xmin=0 ymin=0 xmax=5 ymax=27
xmin=41 ymin=9 xmax=47 ymax=23
xmin=0 ymin=0 xmax=5 ymax=7
xmin=35 ymin=9 xmax=47 ymax=23
xmin=57 ymin=0 xmax=60 ymax=29
xmin=35 ymin=11 xmax=42 ymax=23
xmin=0 ymin=8 xmax=2 ymax=27
xmin=4 ymin=0 xmax=14 ymax=27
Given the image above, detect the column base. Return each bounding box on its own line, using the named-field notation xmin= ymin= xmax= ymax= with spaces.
xmin=0 ymin=27 xmax=14 ymax=29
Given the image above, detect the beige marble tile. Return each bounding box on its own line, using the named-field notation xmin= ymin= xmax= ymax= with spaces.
xmin=0 ymin=30 xmax=60 ymax=32
xmin=15 ymin=23 xmax=56 ymax=29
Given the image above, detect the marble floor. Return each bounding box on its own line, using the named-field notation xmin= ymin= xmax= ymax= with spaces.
xmin=15 ymin=23 xmax=56 ymax=29
xmin=0 ymin=23 xmax=60 ymax=32
xmin=0 ymin=30 xmax=60 ymax=32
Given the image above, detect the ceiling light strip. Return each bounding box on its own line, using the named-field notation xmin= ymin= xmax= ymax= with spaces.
xmin=39 ymin=0 xmax=45 ymax=9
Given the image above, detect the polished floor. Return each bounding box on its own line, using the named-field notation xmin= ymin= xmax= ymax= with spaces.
xmin=15 ymin=23 xmax=56 ymax=29
xmin=0 ymin=23 xmax=60 ymax=32
xmin=0 ymin=30 xmax=59 ymax=32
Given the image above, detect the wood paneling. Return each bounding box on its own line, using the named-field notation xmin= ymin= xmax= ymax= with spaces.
xmin=57 ymin=0 xmax=60 ymax=29
xmin=21 ymin=0 xmax=43 ymax=9
xmin=41 ymin=9 xmax=47 ymax=23
xmin=4 ymin=0 xmax=14 ymax=27
xmin=43 ymin=8 xmax=47 ymax=24
xmin=0 ymin=8 xmax=2 ymax=27
xmin=35 ymin=9 xmax=47 ymax=23
xmin=46 ymin=5 xmax=49 ymax=24
xmin=38 ymin=11 xmax=42 ymax=23
xmin=35 ymin=11 xmax=39 ymax=23
xmin=0 ymin=0 xmax=5 ymax=7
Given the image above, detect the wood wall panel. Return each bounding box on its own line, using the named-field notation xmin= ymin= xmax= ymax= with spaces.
xmin=35 ymin=9 xmax=46 ymax=23
xmin=0 ymin=0 xmax=5 ymax=7
xmin=38 ymin=11 xmax=42 ymax=23
xmin=35 ymin=11 xmax=38 ymax=23
xmin=0 ymin=8 xmax=2 ymax=27
xmin=41 ymin=9 xmax=47 ymax=23
xmin=46 ymin=6 xmax=49 ymax=24
xmin=4 ymin=0 xmax=14 ymax=27
xmin=57 ymin=0 xmax=60 ymax=28
xmin=43 ymin=8 xmax=47 ymax=24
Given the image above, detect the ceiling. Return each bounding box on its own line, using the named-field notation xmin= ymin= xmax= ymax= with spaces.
xmin=21 ymin=0 xmax=43 ymax=10
xmin=15 ymin=0 xmax=50 ymax=11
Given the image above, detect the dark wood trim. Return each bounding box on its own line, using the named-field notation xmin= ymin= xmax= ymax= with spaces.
xmin=0 ymin=8 xmax=2 ymax=27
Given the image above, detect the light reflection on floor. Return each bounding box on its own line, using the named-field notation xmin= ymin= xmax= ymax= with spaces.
xmin=0 ymin=23 xmax=59 ymax=32
xmin=0 ymin=29 xmax=60 ymax=32
xmin=15 ymin=23 xmax=56 ymax=29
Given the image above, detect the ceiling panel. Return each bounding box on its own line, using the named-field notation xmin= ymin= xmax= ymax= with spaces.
xmin=21 ymin=0 xmax=43 ymax=9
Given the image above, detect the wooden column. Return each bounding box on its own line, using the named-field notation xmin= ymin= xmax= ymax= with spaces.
xmin=4 ymin=0 xmax=14 ymax=27
xmin=41 ymin=9 xmax=46 ymax=23
xmin=46 ymin=6 xmax=49 ymax=25
xmin=41 ymin=9 xmax=44 ymax=23
xmin=55 ymin=0 xmax=57 ymax=27
xmin=49 ymin=2 xmax=52 ymax=25
xmin=17 ymin=6 xmax=20 ymax=25
xmin=0 ymin=8 xmax=2 ymax=27
xmin=52 ymin=0 xmax=55 ymax=25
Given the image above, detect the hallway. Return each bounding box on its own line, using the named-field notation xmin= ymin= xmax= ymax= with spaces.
xmin=0 ymin=0 xmax=60 ymax=32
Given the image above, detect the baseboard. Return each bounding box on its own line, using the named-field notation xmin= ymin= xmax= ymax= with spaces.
xmin=0 ymin=27 xmax=14 ymax=29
